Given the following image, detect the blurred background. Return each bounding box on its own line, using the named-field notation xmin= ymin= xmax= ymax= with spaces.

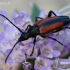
xmin=0 ymin=0 xmax=70 ymax=15
xmin=0 ymin=0 xmax=70 ymax=30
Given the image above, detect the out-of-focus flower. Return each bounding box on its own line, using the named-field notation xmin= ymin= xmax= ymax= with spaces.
xmin=53 ymin=58 xmax=70 ymax=70
xmin=0 ymin=37 xmax=13 ymax=53
xmin=0 ymin=10 xmax=8 ymax=21
xmin=39 ymin=10 xmax=47 ymax=18
xmin=22 ymin=62 xmax=32 ymax=70
xmin=12 ymin=10 xmax=33 ymax=31
xmin=40 ymin=43 xmax=61 ymax=58
xmin=34 ymin=56 xmax=53 ymax=70
xmin=2 ymin=22 xmax=20 ymax=40
xmin=0 ymin=61 xmax=8 ymax=70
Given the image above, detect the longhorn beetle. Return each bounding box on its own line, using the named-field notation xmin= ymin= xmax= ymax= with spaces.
xmin=0 ymin=10 xmax=70 ymax=63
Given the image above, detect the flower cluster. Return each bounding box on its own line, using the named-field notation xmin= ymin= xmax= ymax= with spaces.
xmin=0 ymin=10 xmax=70 ymax=70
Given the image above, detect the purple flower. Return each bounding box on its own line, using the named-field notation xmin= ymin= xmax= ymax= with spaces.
xmin=40 ymin=44 xmax=61 ymax=58
xmin=2 ymin=23 xmax=20 ymax=40
xmin=0 ymin=9 xmax=70 ymax=70
xmin=12 ymin=11 xmax=33 ymax=31
xmin=0 ymin=37 xmax=13 ymax=54
xmin=22 ymin=62 xmax=32 ymax=70
xmin=34 ymin=56 xmax=53 ymax=70
xmin=39 ymin=10 xmax=47 ymax=18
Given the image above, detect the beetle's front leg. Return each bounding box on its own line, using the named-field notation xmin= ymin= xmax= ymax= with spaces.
xmin=35 ymin=17 xmax=43 ymax=22
xmin=25 ymin=25 xmax=32 ymax=32
xmin=30 ymin=37 xmax=36 ymax=56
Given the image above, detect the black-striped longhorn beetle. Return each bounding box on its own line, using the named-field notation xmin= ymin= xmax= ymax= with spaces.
xmin=0 ymin=10 xmax=70 ymax=63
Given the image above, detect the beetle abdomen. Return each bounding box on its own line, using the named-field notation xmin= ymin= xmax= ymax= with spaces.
xmin=40 ymin=22 xmax=64 ymax=34
xmin=35 ymin=16 xmax=70 ymax=34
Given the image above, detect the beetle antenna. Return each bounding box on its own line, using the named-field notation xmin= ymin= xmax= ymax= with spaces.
xmin=0 ymin=14 xmax=23 ymax=33
xmin=5 ymin=41 xmax=19 ymax=63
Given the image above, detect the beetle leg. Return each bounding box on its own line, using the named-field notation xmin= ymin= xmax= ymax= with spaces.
xmin=42 ymin=35 xmax=66 ymax=47
xmin=52 ymin=27 xmax=70 ymax=33
xmin=30 ymin=37 xmax=41 ymax=56
xmin=47 ymin=10 xmax=57 ymax=17
xmin=64 ymin=27 xmax=70 ymax=29
xmin=52 ymin=28 xmax=63 ymax=33
xmin=35 ymin=17 xmax=43 ymax=22
xmin=30 ymin=37 xmax=36 ymax=56
xmin=25 ymin=25 xmax=32 ymax=32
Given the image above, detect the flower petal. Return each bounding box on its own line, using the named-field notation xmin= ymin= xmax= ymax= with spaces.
xmin=52 ymin=50 xmax=61 ymax=57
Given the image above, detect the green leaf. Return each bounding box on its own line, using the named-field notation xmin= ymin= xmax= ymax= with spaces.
xmin=31 ymin=3 xmax=40 ymax=24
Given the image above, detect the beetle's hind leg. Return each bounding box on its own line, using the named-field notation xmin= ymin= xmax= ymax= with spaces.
xmin=47 ymin=10 xmax=57 ymax=17
xmin=42 ymin=35 xmax=66 ymax=47
xmin=52 ymin=28 xmax=63 ymax=33
xmin=35 ymin=10 xmax=57 ymax=22
xmin=52 ymin=27 xmax=70 ymax=33
xmin=64 ymin=27 xmax=70 ymax=29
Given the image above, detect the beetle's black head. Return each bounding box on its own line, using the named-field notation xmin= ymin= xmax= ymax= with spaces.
xmin=18 ymin=32 xmax=29 ymax=42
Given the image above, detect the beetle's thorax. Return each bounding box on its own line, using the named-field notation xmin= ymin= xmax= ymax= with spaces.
xmin=27 ymin=25 xmax=40 ymax=37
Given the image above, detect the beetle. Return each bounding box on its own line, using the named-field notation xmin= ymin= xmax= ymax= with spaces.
xmin=0 ymin=10 xmax=70 ymax=63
